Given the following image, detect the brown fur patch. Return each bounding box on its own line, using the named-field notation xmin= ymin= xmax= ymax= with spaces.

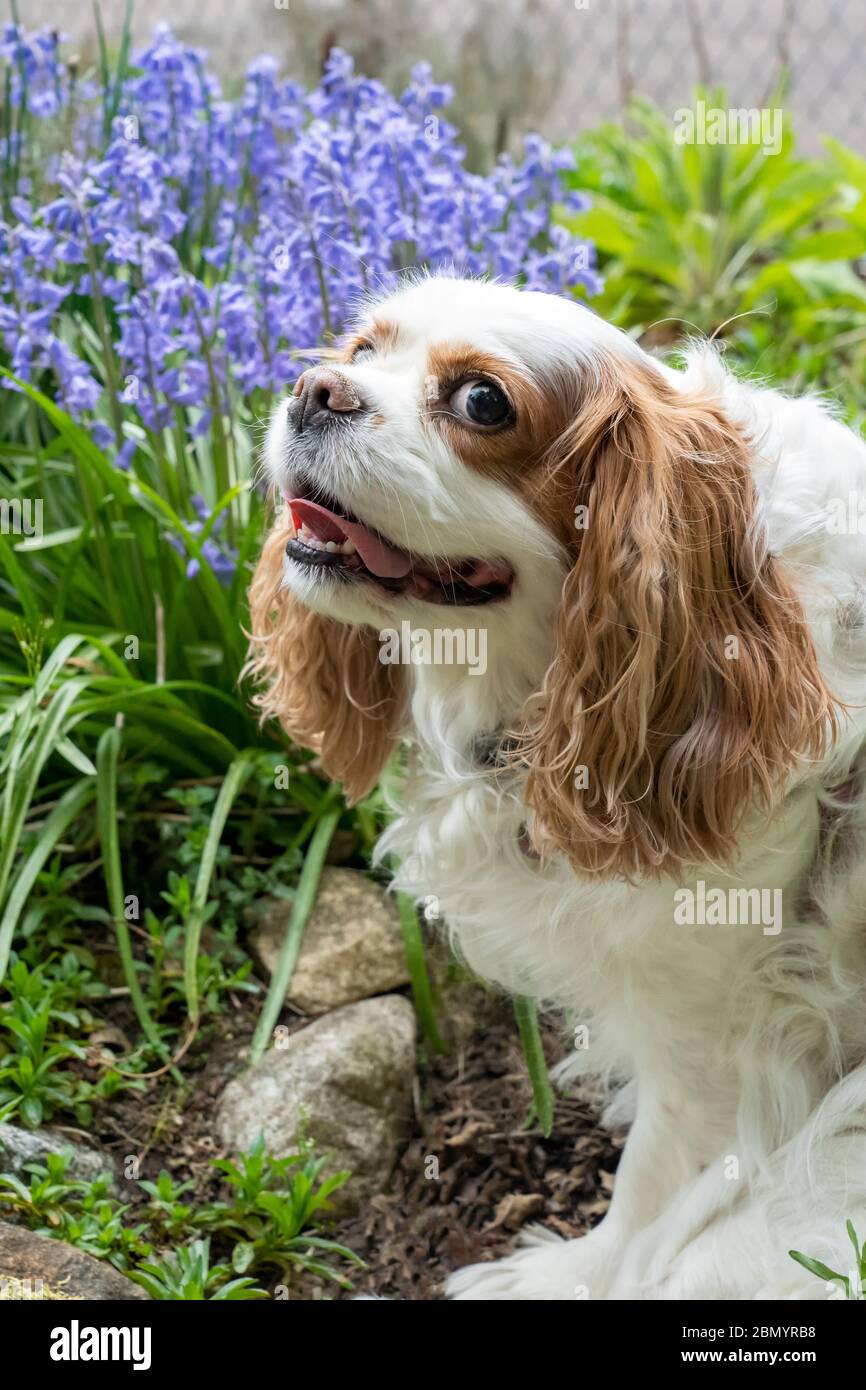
xmin=335 ymin=318 xmax=401 ymax=362
xmin=505 ymin=354 xmax=838 ymax=878
xmin=425 ymin=341 xmax=568 ymax=480
xmin=244 ymin=515 xmax=405 ymax=802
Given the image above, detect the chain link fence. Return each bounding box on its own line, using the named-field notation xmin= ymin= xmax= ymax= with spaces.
xmin=545 ymin=0 xmax=866 ymax=154
xmin=15 ymin=0 xmax=866 ymax=158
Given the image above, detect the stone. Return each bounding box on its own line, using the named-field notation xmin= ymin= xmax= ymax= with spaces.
xmin=249 ymin=867 xmax=410 ymax=1014
xmin=216 ymin=995 xmax=416 ymax=1211
xmin=0 ymin=1124 xmax=116 ymax=1188
xmin=0 ymin=1221 xmax=149 ymax=1300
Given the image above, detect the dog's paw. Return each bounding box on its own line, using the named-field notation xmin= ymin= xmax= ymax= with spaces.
xmin=445 ymin=1226 xmax=604 ymax=1301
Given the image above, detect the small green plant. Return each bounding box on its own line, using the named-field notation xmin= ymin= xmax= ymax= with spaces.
xmin=0 ymin=1153 xmax=151 ymax=1270
xmin=0 ymin=954 xmax=145 ymax=1126
xmin=131 ymin=1136 xmax=364 ymax=1297
xmin=128 ymin=1238 xmax=268 ymax=1301
xmin=790 ymin=1220 xmax=866 ymax=1299
xmin=202 ymin=1134 xmax=363 ymax=1288
xmin=0 ymin=988 xmax=90 ymax=1127
xmin=14 ymin=859 xmax=114 ymax=959
xmin=143 ymin=894 xmax=257 ymax=1024
xmin=1 ymin=953 xmax=99 ymax=1032
xmin=0 ymin=1136 xmax=363 ymax=1295
xmin=138 ymin=1170 xmax=198 ymax=1239
xmin=0 ymin=1151 xmax=92 ymax=1225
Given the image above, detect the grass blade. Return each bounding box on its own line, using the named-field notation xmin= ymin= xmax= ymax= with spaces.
xmin=0 ymin=777 xmax=95 ymax=982
xmin=183 ymin=751 xmax=256 ymax=1025
xmin=396 ymin=891 xmax=445 ymax=1053
xmin=250 ymin=802 xmax=341 ymax=1063
xmin=789 ymin=1248 xmax=850 ymax=1296
xmin=95 ymin=725 xmax=165 ymax=1057
xmin=514 ymin=996 xmax=555 ymax=1137
xmin=0 ymin=677 xmax=87 ymax=909
xmin=0 ymin=534 xmax=39 ymax=627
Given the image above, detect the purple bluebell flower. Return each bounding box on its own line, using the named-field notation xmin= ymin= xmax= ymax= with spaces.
xmin=0 ymin=19 xmax=597 ymax=581
xmin=116 ymin=438 xmax=137 ymax=471
xmin=166 ymin=493 xmax=237 ymax=583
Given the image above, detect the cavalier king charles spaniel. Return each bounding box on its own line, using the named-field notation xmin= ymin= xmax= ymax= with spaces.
xmin=247 ymin=275 xmax=866 ymax=1300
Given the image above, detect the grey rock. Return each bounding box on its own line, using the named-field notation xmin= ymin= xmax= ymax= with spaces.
xmin=0 ymin=1221 xmax=148 ymax=1300
xmin=249 ymin=867 xmax=409 ymax=1014
xmin=216 ymin=995 xmax=417 ymax=1211
xmin=0 ymin=1124 xmax=116 ymax=1188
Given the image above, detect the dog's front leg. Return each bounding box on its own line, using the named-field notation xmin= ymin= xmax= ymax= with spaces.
xmin=446 ymin=1078 xmax=726 ymax=1301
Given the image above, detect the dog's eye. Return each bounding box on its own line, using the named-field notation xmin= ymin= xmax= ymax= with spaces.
xmin=449 ymin=379 xmax=511 ymax=427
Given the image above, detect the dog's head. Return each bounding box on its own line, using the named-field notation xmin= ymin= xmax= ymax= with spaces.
xmin=249 ymin=276 xmax=835 ymax=877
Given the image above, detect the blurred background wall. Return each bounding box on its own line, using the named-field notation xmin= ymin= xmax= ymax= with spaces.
xmin=18 ymin=0 xmax=866 ymax=161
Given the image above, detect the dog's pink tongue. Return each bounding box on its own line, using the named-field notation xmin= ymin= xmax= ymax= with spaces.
xmin=288 ymin=498 xmax=412 ymax=579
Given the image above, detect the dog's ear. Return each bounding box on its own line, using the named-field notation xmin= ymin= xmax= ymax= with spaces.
xmin=245 ymin=514 xmax=405 ymax=802
xmin=515 ymin=357 xmax=837 ymax=878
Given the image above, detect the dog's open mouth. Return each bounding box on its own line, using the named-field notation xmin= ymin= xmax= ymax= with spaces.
xmin=284 ymin=486 xmax=514 ymax=606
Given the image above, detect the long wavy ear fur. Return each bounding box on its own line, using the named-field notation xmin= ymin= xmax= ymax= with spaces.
xmin=515 ymin=356 xmax=837 ymax=879
xmin=245 ymin=515 xmax=405 ymax=802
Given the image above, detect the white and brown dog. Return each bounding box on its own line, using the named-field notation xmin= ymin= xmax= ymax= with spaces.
xmin=248 ymin=274 xmax=866 ymax=1300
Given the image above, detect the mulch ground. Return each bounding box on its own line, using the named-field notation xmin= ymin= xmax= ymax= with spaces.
xmin=333 ymin=996 xmax=622 ymax=1300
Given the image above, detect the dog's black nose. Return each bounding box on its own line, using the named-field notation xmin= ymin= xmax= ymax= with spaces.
xmin=292 ymin=367 xmax=363 ymax=432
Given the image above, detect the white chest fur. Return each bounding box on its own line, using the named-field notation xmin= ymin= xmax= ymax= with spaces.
xmin=381 ymin=752 xmax=823 ymax=1089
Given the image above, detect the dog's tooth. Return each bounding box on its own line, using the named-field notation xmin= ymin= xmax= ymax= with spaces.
xmin=325 ymin=541 xmax=338 ymax=553
xmin=343 ymin=540 xmax=356 ymax=555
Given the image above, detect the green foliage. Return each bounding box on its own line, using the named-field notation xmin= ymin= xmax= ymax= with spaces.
xmin=0 ymin=705 xmax=365 ymax=1124
xmin=0 ymin=949 xmax=153 ymax=1127
xmin=0 ymin=1137 xmax=362 ymax=1297
xmin=137 ymin=1169 xmax=198 ymax=1238
xmin=790 ymin=1220 xmax=866 ymax=1300
xmin=143 ymin=897 xmax=257 ymax=1022
xmin=0 ymin=1152 xmax=151 ymax=1270
xmin=396 ymin=889 xmax=445 ymax=1055
xmin=563 ymin=89 xmax=866 ymax=341
xmin=202 ymin=1133 xmax=362 ymax=1287
xmin=128 ymin=1238 xmax=268 ymax=1301
xmin=249 ymin=802 xmax=341 ymax=1064
xmin=0 ymin=378 xmax=262 ymax=774
xmin=0 ymin=1000 xmax=88 ymax=1127
xmin=0 ymin=956 xmax=126 ymax=1127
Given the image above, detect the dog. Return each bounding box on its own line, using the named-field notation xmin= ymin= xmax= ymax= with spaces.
xmin=248 ymin=274 xmax=866 ymax=1299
